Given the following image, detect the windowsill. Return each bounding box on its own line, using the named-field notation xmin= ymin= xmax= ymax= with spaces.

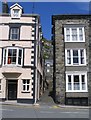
xmin=21 ymin=91 xmax=30 ymax=93
xmin=10 ymin=39 xmax=19 ymax=40
xmin=3 ymin=65 xmax=22 ymax=67
xmin=65 ymin=64 xmax=87 ymax=66
xmin=66 ymin=91 xmax=88 ymax=92
xmin=65 ymin=41 xmax=85 ymax=43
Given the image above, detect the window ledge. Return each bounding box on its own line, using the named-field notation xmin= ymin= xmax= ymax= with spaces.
xmin=66 ymin=91 xmax=88 ymax=93
xmin=65 ymin=65 xmax=87 ymax=66
xmin=65 ymin=41 xmax=85 ymax=43
xmin=3 ymin=65 xmax=22 ymax=67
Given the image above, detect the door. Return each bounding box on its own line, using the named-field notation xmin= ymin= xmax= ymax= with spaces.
xmin=8 ymin=80 xmax=17 ymax=100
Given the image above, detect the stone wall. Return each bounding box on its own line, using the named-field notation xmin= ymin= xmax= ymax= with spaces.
xmin=52 ymin=15 xmax=91 ymax=105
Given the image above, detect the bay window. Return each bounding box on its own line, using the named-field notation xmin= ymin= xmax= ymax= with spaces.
xmin=65 ymin=49 xmax=86 ymax=66
xmin=3 ymin=47 xmax=23 ymax=66
xmin=66 ymin=72 xmax=87 ymax=92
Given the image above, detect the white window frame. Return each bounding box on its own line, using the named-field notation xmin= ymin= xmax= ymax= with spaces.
xmin=65 ymin=49 xmax=86 ymax=66
xmin=22 ymin=79 xmax=30 ymax=92
xmin=64 ymin=27 xmax=85 ymax=42
xmin=3 ymin=47 xmax=23 ymax=66
xmin=66 ymin=72 xmax=88 ymax=92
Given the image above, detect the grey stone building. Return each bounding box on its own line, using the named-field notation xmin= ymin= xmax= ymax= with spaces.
xmin=52 ymin=15 xmax=91 ymax=105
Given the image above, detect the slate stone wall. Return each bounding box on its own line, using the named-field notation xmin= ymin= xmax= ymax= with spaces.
xmin=52 ymin=15 xmax=91 ymax=105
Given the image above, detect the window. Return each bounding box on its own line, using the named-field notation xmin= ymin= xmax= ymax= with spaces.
xmin=10 ymin=28 xmax=19 ymax=40
xmin=64 ymin=27 xmax=85 ymax=42
xmin=66 ymin=72 xmax=87 ymax=92
xmin=22 ymin=80 xmax=30 ymax=92
xmin=3 ymin=47 xmax=23 ymax=66
xmin=65 ymin=49 xmax=86 ymax=66
xmin=13 ymin=9 xmax=19 ymax=18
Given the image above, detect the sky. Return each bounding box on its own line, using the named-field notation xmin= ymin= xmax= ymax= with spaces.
xmin=4 ymin=2 xmax=90 ymax=40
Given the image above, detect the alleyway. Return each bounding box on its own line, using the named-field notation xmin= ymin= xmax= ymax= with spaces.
xmin=38 ymin=81 xmax=55 ymax=105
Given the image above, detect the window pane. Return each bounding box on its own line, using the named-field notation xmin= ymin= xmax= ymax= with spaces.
xmin=82 ymin=75 xmax=86 ymax=90
xmin=27 ymin=80 xmax=30 ymax=84
xmin=68 ymin=75 xmax=72 ymax=90
xmin=80 ymin=50 xmax=84 ymax=64
xmin=66 ymin=35 xmax=70 ymax=41
xmin=18 ymin=58 xmax=21 ymax=65
xmin=19 ymin=50 xmax=22 ymax=57
xmin=4 ymin=49 xmax=6 ymax=64
xmin=79 ymin=35 xmax=83 ymax=41
xmin=72 ymin=28 xmax=77 ymax=41
xmin=66 ymin=28 xmax=70 ymax=41
xmin=14 ymin=9 xmax=19 ymax=17
xmin=73 ymin=50 xmax=78 ymax=56
xmin=79 ymin=28 xmax=83 ymax=41
xmin=23 ymin=80 xmax=26 ymax=84
xmin=73 ymin=50 xmax=79 ymax=64
xmin=0 ymin=85 xmax=1 ymax=91
xmin=27 ymin=85 xmax=29 ymax=91
xmin=18 ymin=49 xmax=22 ymax=65
xmin=67 ymin=50 xmax=71 ymax=64
xmin=74 ymin=75 xmax=80 ymax=90
xmin=8 ymin=49 xmax=17 ymax=64
xmin=23 ymin=85 xmax=25 ymax=91
xmin=66 ymin=28 xmax=70 ymax=34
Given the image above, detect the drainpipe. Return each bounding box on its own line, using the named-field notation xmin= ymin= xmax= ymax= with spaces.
xmin=34 ymin=17 xmax=38 ymax=104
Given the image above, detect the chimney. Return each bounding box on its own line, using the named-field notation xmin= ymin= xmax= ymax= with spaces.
xmin=2 ymin=1 xmax=9 ymax=13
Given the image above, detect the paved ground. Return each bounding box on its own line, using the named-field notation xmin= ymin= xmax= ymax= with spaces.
xmin=0 ymin=102 xmax=89 ymax=119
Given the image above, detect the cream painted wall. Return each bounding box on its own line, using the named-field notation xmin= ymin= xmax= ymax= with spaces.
xmin=0 ymin=25 xmax=9 ymax=39
xmin=20 ymin=26 xmax=32 ymax=40
xmin=0 ymin=77 xmax=6 ymax=98
xmin=0 ymin=41 xmax=33 ymax=48
xmin=24 ymin=48 xmax=31 ymax=66
xmin=0 ymin=16 xmax=35 ymax=24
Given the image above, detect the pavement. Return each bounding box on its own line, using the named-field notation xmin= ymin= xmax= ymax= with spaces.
xmin=0 ymin=101 xmax=89 ymax=109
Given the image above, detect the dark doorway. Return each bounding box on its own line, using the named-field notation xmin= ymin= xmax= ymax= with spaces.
xmin=8 ymin=80 xmax=17 ymax=100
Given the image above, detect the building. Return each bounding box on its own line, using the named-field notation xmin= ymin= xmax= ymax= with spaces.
xmin=52 ymin=15 xmax=91 ymax=106
xmin=0 ymin=3 xmax=44 ymax=104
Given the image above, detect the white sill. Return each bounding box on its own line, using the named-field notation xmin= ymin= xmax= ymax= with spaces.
xmin=65 ymin=41 xmax=85 ymax=43
xmin=3 ymin=64 xmax=22 ymax=67
xmin=65 ymin=64 xmax=86 ymax=66
xmin=66 ymin=91 xmax=88 ymax=92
